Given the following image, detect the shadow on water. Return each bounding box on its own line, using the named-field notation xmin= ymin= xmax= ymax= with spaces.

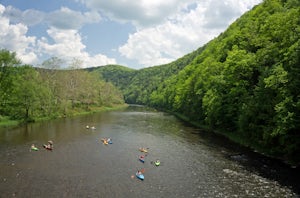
xmin=228 ymin=152 xmax=300 ymax=195
xmin=178 ymin=120 xmax=300 ymax=195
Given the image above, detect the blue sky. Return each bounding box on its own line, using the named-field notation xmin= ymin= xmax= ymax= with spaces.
xmin=0 ymin=0 xmax=262 ymax=69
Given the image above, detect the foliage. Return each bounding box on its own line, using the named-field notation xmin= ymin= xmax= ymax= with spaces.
xmin=95 ymin=46 xmax=206 ymax=104
xmin=0 ymin=53 xmax=125 ymax=122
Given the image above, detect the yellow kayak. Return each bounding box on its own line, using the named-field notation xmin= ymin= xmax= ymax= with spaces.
xmin=139 ymin=148 xmax=148 ymax=153
xmin=101 ymin=138 xmax=108 ymax=145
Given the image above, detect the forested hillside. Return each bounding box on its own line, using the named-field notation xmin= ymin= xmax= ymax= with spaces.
xmin=92 ymin=45 xmax=207 ymax=104
xmin=0 ymin=51 xmax=125 ymax=123
xmin=97 ymin=0 xmax=300 ymax=164
xmin=87 ymin=65 xmax=136 ymax=91
xmin=162 ymin=0 xmax=300 ymax=163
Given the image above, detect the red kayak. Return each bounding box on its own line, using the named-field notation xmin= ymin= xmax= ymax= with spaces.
xmin=139 ymin=155 xmax=145 ymax=163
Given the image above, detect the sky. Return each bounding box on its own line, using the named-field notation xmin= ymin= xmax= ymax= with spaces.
xmin=0 ymin=0 xmax=262 ymax=69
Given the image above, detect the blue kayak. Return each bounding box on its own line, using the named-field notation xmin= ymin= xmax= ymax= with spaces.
xmin=107 ymin=138 xmax=112 ymax=144
xmin=136 ymin=172 xmax=144 ymax=180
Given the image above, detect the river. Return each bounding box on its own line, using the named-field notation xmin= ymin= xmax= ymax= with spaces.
xmin=0 ymin=105 xmax=299 ymax=197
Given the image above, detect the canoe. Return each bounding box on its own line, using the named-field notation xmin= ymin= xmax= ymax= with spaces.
xmin=139 ymin=148 xmax=148 ymax=153
xmin=136 ymin=172 xmax=144 ymax=180
xmin=139 ymin=155 xmax=145 ymax=163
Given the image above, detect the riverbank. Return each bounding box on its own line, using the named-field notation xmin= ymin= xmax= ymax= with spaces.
xmin=0 ymin=104 xmax=129 ymax=128
xmin=0 ymin=116 xmax=19 ymax=127
xmin=171 ymin=111 xmax=299 ymax=168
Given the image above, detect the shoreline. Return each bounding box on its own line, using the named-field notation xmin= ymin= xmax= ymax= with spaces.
xmin=171 ymin=111 xmax=299 ymax=168
xmin=0 ymin=104 xmax=129 ymax=128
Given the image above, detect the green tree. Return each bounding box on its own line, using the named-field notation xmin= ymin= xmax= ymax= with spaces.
xmin=9 ymin=66 xmax=47 ymax=121
xmin=0 ymin=49 xmax=21 ymax=116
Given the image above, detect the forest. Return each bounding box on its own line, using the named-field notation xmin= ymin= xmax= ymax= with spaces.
xmin=94 ymin=0 xmax=300 ymax=165
xmin=0 ymin=51 xmax=125 ymax=124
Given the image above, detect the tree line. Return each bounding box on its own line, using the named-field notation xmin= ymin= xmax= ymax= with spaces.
xmin=0 ymin=50 xmax=125 ymax=123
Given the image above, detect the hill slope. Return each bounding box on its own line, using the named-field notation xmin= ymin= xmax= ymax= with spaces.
xmin=92 ymin=46 xmax=206 ymax=104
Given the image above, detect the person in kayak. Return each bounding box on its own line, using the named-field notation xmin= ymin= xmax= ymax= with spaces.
xmin=137 ymin=170 xmax=142 ymax=175
xmin=155 ymin=159 xmax=160 ymax=166
xmin=31 ymin=144 xmax=37 ymax=150
xmin=44 ymin=140 xmax=53 ymax=150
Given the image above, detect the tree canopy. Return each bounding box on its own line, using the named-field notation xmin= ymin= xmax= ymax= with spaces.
xmin=0 ymin=51 xmax=125 ymax=122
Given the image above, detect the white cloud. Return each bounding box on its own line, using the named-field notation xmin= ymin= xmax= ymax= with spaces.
xmin=37 ymin=28 xmax=116 ymax=68
xmin=0 ymin=4 xmax=114 ymax=68
xmin=2 ymin=5 xmax=45 ymax=26
xmin=78 ymin=0 xmax=195 ymax=27
xmin=118 ymin=0 xmax=262 ymax=68
xmin=46 ymin=7 xmax=101 ymax=29
xmin=3 ymin=5 xmax=100 ymax=30
xmin=203 ymin=0 xmax=262 ymax=28
xmin=0 ymin=4 xmax=38 ymax=63
xmin=119 ymin=19 xmax=205 ymax=66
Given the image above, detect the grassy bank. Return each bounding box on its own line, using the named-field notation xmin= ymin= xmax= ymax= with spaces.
xmin=0 ymin=104 xmax=129 ymax=128
xmin=0 ymin=116 xmax=20 ymax=127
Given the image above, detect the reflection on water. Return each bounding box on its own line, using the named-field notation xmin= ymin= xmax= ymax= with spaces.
xmin=0 ymin=105 xmax=299 ymax=197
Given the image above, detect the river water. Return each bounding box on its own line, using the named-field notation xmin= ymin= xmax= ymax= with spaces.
xmin=0 ymin=105 xmax=299 ymax=198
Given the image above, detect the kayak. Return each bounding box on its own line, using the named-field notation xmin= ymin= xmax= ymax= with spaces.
xmin=139 ymin=148 xmax=148 ymax=153
xmin=136 ymin=172 xmax=144 ymax=180
xmin=31 ymin=147 xmax=39 ymax=151
xmin=43 ymin=144 xmax=53 ymax=150
xmin=154 ymin=160 xmax=160 ymax=166
xmin=139 ymin=155 xmax=145 ymax=163
xmin=101 ymin=138 xmax=108 ymax=145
